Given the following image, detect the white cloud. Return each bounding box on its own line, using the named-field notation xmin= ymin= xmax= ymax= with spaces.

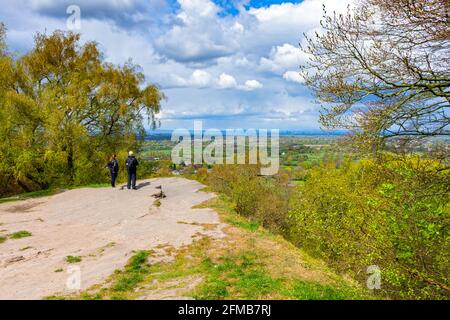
xmin=249 ymin=0 xmax=354 ymax=30
xmin=169 ymin=69 xmax=213 ymax=87
xmin=217 ymin=73 xmax=238 ymax=89
xmin=25 ymin=0 xmax=168 ymax=29
xmin=283 ymin=71 xmax=304 ymax=84
xmin=155 ymin=0 xmax=240 ymax=63
xmin=169 ymin=71 xmax=262 ymax=91
xmin=241 ymin=79 xmax=263 ymax=91
xmin=0 ymin=0 xmax=356 ymax=129
xmin=231 ymin=22 xmax=244 ymax=33
xmin=259 ymin=43 xmax=308 ymax=73
xmin=190 ymin=69 xmax=213 ymax=87
xmin=178 ymin=0 xmax=219 ymax=19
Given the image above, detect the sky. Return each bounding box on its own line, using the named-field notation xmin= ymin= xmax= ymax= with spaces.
xmin=0 ymin=0 xmax=353 ymax=130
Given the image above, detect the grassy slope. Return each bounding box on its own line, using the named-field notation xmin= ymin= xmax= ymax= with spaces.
xmin=0 ymin=189 xmax=59 ymax=204
xmin=47 ymin=192 xmax=372 ymax=300
xmin=0 ymin=183 xmax=114 ymax=204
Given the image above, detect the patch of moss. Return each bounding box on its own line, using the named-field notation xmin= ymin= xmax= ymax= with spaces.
xmin=66 ymin=256 xmax=82 ymax=263
xmin=10 ymin=230 xmax=32 ymax=239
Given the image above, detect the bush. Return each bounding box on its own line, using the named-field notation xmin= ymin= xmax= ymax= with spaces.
xmin=288 ymin=155 xmax=450 ymax=299
xmin=196 ymin=167 xmax=208 ymax=182
xmin=207 ymin=165 xmax=290 ymax=233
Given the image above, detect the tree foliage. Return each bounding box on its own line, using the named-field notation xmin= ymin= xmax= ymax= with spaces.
xmin=301 ymin=0 xmax=450 ymax=148
xmin=289 ymin=155 xmax=449 ymax=299
xmin=0 ymin=27 xmax=163 ymax=194
xmin=202 ymin=156 xmax=449 ymax=299
xmin=207 ymin=165 xmax=291 ymax=233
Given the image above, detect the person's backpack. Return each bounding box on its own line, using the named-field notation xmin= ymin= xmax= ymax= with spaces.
xmin=127 ymin=157 xmax=138 ymax=171
xmin=108 ymin=160 xmax=119 ymax=172
xmin=109 ymin=159 xmax=119 ymax=172
xmin=112 ymin=159 xmax=119 ymax=172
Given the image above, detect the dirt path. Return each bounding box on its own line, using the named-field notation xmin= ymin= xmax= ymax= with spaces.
xmin=0 ymin=177 xmax=225 ymax=300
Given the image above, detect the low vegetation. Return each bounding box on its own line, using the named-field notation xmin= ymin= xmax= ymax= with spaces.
xmin=0 ymin=189 xmax=59 ymax=204
xmin=203 ymin=154 xmax=449 ymax=300
xmin=10 ymin=230 xmax=32 ymax=239
xmin=66 ymin=256 xmax=82 ymax=264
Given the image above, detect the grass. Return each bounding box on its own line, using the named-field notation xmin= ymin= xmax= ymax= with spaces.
xmin=66 ymin=256 xmax=82 ymax=263
xmin=54 ymin=268 xmax=63 ymax=273
xmin=284 ymin=280 xmax=350 ymax=300
xmin=70 ymin=183 xmax=111 ymax=189
xmin=195 ymin=194 xmax=261 ymax=232
xmin=0 ymin=182 xmax=110 ymax=204
xmin=153 ymin=199 xmax=161 ymax=207
xmin=10 ymin=230 xmax=32 ymax=239
xmin=55 ymin=250 xmax=153 ymax=300
xmin=111 ymin=250 xmax=151 ymax=293
xmin=195 ymin=196 xmax=264 ymax=234
xmin=192 ymin=251 xmax=283 ymax=299
xmin=225 ymin=217 xmax=260 ymax=232
xmin=190 ymin=196 xmax=369 ymax=300
xmin=0 ymin=236 xmax=6 ymax=244
xmin=0 ymin=189 xmax=59 ymax=204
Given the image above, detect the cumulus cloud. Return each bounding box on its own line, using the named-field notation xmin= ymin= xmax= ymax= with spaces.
xmin=190 ymin=69 xmax=213 ymax=86
xmin=170 ymin=69 xmax=213 ymax=88
xmin=25 ymin=0 xmax=168 ymax=29
xmin=217 ymin=73 xmax=238 ymax=89
xmin=241 ymin=79 xmax=263 ymax=91
xmin=177 ymin=0 xmax=218 ymax=19
xmin=158 ymin=87 xmax=320 ymax=129
xmin=169 ymin=71 xmax=263 ymax=92
xmin=283 ymin=71 xmax=304 ymax=84
xmin=0 ymin=0 xmax=356 ymax=129
xmin=259 ymin=43 xmax=308 ymax=73
xmin=154 ymin=0 xmax=240 ymax=63
xmin=249 ymin=0 xmax=353 ymax=33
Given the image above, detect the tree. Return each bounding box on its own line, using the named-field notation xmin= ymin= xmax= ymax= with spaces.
xmin=300 ymin=0 xmax=450 ymax=149
xmin=0 ymin=28 xmax=163 ymax=193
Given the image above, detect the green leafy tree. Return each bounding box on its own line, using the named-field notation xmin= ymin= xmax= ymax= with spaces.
xmin=0 ymin=28 xmax=163 ymax=193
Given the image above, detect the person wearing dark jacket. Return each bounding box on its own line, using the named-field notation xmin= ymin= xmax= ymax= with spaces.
xmin=106 ymin=154 xmax=119 ymax=188
xmin=126 ymin=151 xmax=139 ymax=190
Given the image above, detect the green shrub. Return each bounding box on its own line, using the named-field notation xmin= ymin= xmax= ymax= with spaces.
xmin=207 ymin=165 xmax=290 ymax=234
xmin=10 ymin=230 xmax=32 ymax=239
xmin=288 ymin=155 xmax=449 ymax=299
xmin=206 ymin=156 xmax=449 ymax=299
xmin=66 ymin=255 xmax=82 ymax=263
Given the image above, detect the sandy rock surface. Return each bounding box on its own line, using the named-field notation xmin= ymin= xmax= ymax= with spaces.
xmin=0 ymin=177 xmax=225 ymax=299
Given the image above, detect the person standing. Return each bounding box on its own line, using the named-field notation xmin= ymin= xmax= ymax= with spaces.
xmin=126 ymin=151 xmax=139 ymax=190
xmin=107 ymin=154 xmax=119 ymax=188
